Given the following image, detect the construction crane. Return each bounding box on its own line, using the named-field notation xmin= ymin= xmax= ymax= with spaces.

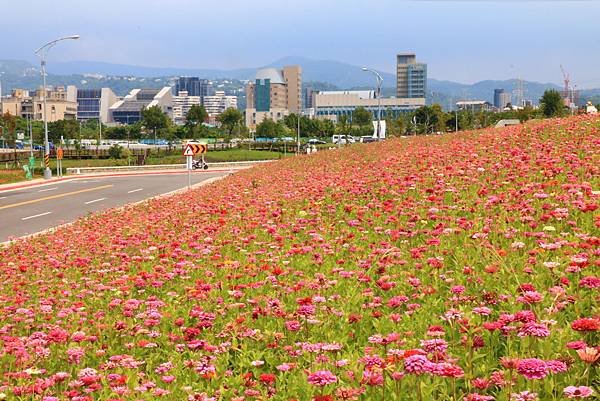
xmin=560 ymin=65 xmax=578 ymax=113
xmin=560 ymin=65 xmax=574 ymax=107
xmin=560 ymin=65 xmax=570 ymax=97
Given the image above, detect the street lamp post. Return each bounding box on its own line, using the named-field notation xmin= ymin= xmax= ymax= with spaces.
xmin=34 ymin=35 xmax=80 ymax=179
xmin=297 ymin=109 xmax=301 ymax=155
xmin=362 ymin=67 xmax=383 ymax=140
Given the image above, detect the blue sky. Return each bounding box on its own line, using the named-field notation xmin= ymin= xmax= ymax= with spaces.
xmin=2 ymin=0 xmax=600 ymax=86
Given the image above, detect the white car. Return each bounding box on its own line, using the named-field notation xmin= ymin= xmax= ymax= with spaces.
xmin=332 ymin=135 xmax=355 ymax=144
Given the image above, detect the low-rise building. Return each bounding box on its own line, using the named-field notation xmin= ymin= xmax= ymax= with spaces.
xmin=76 ymin=88 xmax=118 ymax=123
xmin=110 ymin=87 xmax=172 ymax=124
xmin=456 ymin=100 xmax=494 ymax=113
xmin=0 ymin=86 xmax=78 ymax=121
xmin=313 ymin=90 xmax=425 ymax=122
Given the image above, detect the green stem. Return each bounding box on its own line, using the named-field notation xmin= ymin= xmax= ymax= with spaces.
xmin=416 ymin=376 xmax=422 ymax=401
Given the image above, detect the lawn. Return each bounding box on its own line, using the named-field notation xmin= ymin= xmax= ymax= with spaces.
xmin=0 ymin=116 xmax=597 ymax=400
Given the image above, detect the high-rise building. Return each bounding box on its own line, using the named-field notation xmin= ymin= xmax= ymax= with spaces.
xmin=175 ymin=77 xmax=212 ymax=100
xmin=110 ymin=87 xmax=172 ymax=124
xmin=282 ymin=66 xmax=302 ymax=113
xmin=76 ymin=88 xmax=118 ymax=123
xmin=245 ymin=65 xmax=302 ymax=129
xmin=493 ymin=89 xmax=511 ymax=109
xmin=396 ymin=53 xmax=427 ymax=99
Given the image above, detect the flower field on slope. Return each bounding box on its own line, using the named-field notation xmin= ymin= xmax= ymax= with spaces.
xmin=0 ymin=116 xmax=598 ymax=401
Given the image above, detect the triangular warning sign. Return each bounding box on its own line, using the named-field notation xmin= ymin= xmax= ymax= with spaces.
xmin=183 ymin=145 xmax=194 ymax=156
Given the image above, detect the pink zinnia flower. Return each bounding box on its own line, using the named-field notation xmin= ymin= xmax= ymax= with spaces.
xmin=517 ymin=322 xmax=550 ymax=338
xmin=517 ymin=291 xmax=543 ymax=304
xmin=510 ymin=391 xmax=538 ymax=401
xmin=404 ymin=354 xmax=432 ymax=375
xmin=563 ymin=386 xmax=594 ymax=398
xmin=545 ymin=359 xmax=568 ymax=374
xmin=307 ymin=370 xmax=337 ymax=386
xmin=516 ymin=358 xmax=548 ymax=380
xmin=285 ymin=320 xmax=301 ymax=331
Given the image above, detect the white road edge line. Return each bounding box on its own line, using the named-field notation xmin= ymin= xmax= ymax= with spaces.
xmin=85 ymin=198 xmax=107 ymax=205
xmin=38 ymin=187 xmax=58 ymax=192
xmin=22 ymin=211 xmax=52 ymax=221
xmin=127 ymin=188 xmax=143 ymax=194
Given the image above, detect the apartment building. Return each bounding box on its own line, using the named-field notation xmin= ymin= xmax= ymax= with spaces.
xmin=0 ymin=86 xmax=78 ymax=121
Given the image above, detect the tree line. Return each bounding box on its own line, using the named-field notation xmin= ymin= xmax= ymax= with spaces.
xmin=0 ymin=89 xmax=582 ymax=148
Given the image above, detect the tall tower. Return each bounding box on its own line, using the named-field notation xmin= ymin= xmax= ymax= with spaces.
xmin=397 ymin=53 xmax=427 ymax=99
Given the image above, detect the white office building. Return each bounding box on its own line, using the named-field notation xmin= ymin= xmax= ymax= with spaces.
xmin=172 ymin=90 xmax=201 ymax=125
xmin=203 ymin=91 xmax=237 ymax=116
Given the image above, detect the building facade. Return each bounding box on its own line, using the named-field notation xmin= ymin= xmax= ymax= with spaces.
xmin=313 ymin=90 xmax=425 ymax=122
xmin=203 ymin=91 xmax=237 ymax=116
xmin=76 ymin=88 xmax=118 ymax=123
xmin=396 ymin=53 xmax=427 ymax=99
xmin=245 ymin=66 xmax=302 ymax=129
xmin=110 ymin=87 xmax=173 ymax=124
xmin=175 ymin=77 xmax=212 ymax=100
xmin=0 ymin=86 xmax=78 ymax=122
xmin=493 ymin=89 xmax=512 ymax=109
xmin=171 ymin=91 xmax=201 ymax=125
xmin=456 ymin=100 xmax=494 ymax=112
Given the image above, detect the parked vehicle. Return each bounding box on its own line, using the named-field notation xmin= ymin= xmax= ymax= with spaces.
xmin=308 ymin=139 xmax=326 ymax=145
xmin=359 ymin=136 xmax=379 ymax=143
xmin=332 ymin=135 xmax=355 ymax=144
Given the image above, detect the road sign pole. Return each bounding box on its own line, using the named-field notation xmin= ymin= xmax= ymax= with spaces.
xmin=187 ymin=155 xmax=192 ymax=189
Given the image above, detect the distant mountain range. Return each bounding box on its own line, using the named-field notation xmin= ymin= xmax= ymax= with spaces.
xmin=2 ymin=57 xmax=599 ymax=109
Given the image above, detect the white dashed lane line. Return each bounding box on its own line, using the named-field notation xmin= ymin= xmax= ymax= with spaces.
xmin=38 ymin=187 xmax=58 ymax=193
xmin=22 ymin=211 xmax=52 ymax=221
xmin=127 ymin=188 xmax=143 ymax=194
xmin=0 ymin=196 xmax=6 ymax=200
xmin=84 ymin=198 xmax=107 ymax=205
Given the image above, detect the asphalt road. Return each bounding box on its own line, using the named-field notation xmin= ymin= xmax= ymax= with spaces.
xmin=0 ymin=171 xmax=230 ymax=242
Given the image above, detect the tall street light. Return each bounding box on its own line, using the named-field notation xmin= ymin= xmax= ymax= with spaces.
xmin=34 ymin=35 xmax=80 ymax=179
xmin=362 ymin=67 xmax=383 ymax=140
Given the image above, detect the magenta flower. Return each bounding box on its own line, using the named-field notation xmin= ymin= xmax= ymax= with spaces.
xmin=516 ymin=358 xmax=548 ymax=380
xmin=307 ymin=370 xmax=337 ymax=386
xmin=404 ymin=354 xmax=433 ymax=375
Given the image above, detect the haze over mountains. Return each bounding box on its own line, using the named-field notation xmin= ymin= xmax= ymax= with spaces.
xmin=2 ymin=56 xmax=598 ymax=109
